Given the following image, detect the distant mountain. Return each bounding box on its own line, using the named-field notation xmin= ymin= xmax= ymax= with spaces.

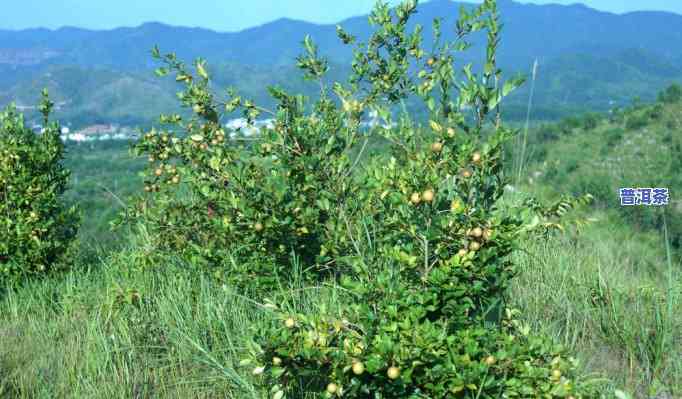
xmin=1 ymin=0 xmax=681 ymax=126
xmin=2 ymin=0 xmax=681 ymax=70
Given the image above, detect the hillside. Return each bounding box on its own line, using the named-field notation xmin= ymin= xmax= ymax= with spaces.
xmin=520 ymin=84 xmax=682 ymax=247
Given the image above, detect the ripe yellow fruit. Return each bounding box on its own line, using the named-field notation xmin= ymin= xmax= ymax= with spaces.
xmin=387 ymin=366 xmax=401 ymax=380
xmin=447 ymin=127 xmax=456 ymax=138
xmin=471 ymin=227 xmax=483 ymax=238
xmin=461 ymin=169 xmax=472 ymax=178
xmin=422 ymin=189 xmax=435 ymax=203
xmin=482 ymin=229 xmax=493 ymax=240
xmin=200 ymin=143 xmax=209 ymax=151
xmin=171 ymin=175 xmax=180 ymax=184
xmin=154 ymin=168 xmax=163 ymax=176
xmin=551 ymin=369 xmax=562 ymax=379
xmin=254 ymin=222 xmax=264 ymax=232
xmin=472 ymin=152 xmax=482 ymax=163
xmin=327 ymin=382 xmax=339 ymax=395
xmin=352 ymin=361 xmax=365 ymax=375
xmin=272 ymin=357 xmax=282 ymax=366
xmin=284 ymin=318 xmax=295 ymax=329
xmin=457 ymin=248 xmax=467 ymax=257
xmin=469 ymin=241 xmax=481 ymax=251
xmin=410 ymin=192 xmax=421 ymax=205
xmin=484 ymin=356 xmax=496 ymax=366
xmin=430 ymin=142 xmax=443 ymax=153
xmin=144 ymin=185 xmax=151 ymax=192
xmin=326 ymin=383 xmax=338 ymax=394
xmin=427 ymin=57 xmax=436 ymax=66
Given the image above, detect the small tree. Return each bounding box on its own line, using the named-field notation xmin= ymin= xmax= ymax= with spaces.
xmin=0 ymin=90 xmax=79 ymax=287
xmin=133 ymin=0 xmax=602 ymax=396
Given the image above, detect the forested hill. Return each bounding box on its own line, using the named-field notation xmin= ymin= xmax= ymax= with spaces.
xmin=1 ymin=0 xmax=681 ymax=126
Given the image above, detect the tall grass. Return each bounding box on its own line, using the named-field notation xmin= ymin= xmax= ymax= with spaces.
xmin=509 ymin=210 xmax=681 ymax=398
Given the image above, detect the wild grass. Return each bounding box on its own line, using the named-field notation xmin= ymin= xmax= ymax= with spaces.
xmin=1 ymin=203 xmax=679 ymax=398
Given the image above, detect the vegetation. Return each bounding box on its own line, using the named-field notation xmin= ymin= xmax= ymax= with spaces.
xmin=0 ymin=91 xmax=79 ymax=287
xmin=0 ymin=1 xmax=680 ymax=398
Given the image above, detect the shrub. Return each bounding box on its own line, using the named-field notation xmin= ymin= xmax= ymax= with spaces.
xmin=604 ymin=127 xmax=624 ymax=147
xmin=127 ymin=45 xmax=375 ymax=289
xmin=0 ymin=91 xmax=79 ymax=287
xmin=657 ymin=83 xmax=682 ymax=104
xmin=237 ymin=0 xmax=598 ymax=397
xmin=580 ymin=113 xmax=600 ymax=130
xmin=625 ymin=113 xmax=648 ymax=130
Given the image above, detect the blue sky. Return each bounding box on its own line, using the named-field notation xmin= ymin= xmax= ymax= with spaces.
xmin=5 ymin=0 xmax=682 ymax=31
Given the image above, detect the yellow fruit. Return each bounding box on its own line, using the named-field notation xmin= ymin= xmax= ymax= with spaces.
xmin=457 ymin=248 xmax=467 ymax=257
xmin=422 ymin=189 xmax=435 ymax=203
xmin=29 ymin=211 xmax=37 ymax=219
xmin=451 ymin=199 xmax=463 ymax=212
xmin=193 ymin=104 xmax=203 ymax=114
xmin=461 ymin=169 xmax=472 ymax=178
xmin=484 ymin=356 xmax=496 ymax=366
xmin=154 ymin=168 xmax=163 ymax=176
xmin=200 ymin=143 xmax=209 ymax=151
xmin=352 ymin=361 xmax=365 ymax=375
xmin=430 ymin=142 xmax=443 ymax=153
xmin=272 ymin=357 xmax=282 ymax=366
xmin=469 ymin=241 xmax=481 ymax=251
xmin=211 ymin=139 xmax=219 ymax=145
xmin=551 ymin=369 xmax=562 ymax=379
xmin=471 ymin=227 xmax=483 ymax=238
xmin=482 ymin=229 xmax=493 ymax=240
xmin=447 ymin=127 xmax=456 ymax=138
xmin=326 ymin=383 xmax=338 ymax=394
xmin=387 ymin=366 xmax=401 ymax=380
xmin=254 ymin=222 xmax=264 ymax=232
xmin=427 ymin=57 xmax=436 ymax=66
xmin=410 ymin=192 xmax=421 ymax=205
xmin=472 ymin=152 xmax=482 ymax=163
xmin=144 ymin=185 xmax=151 ymax=192
xmin=171 ymin=175 xmax=180 ymax=184
xmin=284 ymin=317 xmax=295 ymax=329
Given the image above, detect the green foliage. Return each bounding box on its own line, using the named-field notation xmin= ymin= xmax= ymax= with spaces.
xmin=124 ymin=0 xmax=603 ymax=397
xmin=0 ymin=91 xmax=79 ymax=287
xmin=657 ymin=83 xmax=682 ymax=104
xmin=625 ymin=112 xmax=648 ymax=130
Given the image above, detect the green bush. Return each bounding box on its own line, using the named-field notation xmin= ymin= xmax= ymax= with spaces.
xmin=625 ymin=113 xmax=648 ymax=130
xmin=0 ymin=91 xmax=79 ymax=287
xmin=657 ymin=83 xmax=682 ymax=104
xmin=130 ymin=0 xmax=603 ymax=396
xmin=604 ymin=127 xmax=624 ymax=147
xmin=242 ymin=0 xmax=596 ymax=397
xmin=580 ymin=113 xmax=600 ymax=130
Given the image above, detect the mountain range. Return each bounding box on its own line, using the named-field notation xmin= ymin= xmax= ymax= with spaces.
xmin=1 ymin=0 xmax=681 ymax=127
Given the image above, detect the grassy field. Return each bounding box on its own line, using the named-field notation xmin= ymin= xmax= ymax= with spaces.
xmin=1 ymin=95 xmax=681 ymax=398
